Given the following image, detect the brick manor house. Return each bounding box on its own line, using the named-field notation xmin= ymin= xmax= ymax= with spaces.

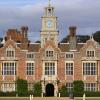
xmin=0 ymin=2 xmax=100 ymax=97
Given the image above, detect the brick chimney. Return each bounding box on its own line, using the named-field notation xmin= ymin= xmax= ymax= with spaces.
xmin=69 ymin=26 xmax=76 ymax=36
xmin=21 ymin=26 xmax=28 ymax=38
xmin=69 ymin=26 xmax=77 ymax=51
xmin=21 ymin=26 xmax=29 ymax=50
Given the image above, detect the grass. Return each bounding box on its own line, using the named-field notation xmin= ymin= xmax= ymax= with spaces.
xmin=0 ymin=97 xmax=100 ymax=100
xmin=0 ymin=97 xmax=29 ymax=100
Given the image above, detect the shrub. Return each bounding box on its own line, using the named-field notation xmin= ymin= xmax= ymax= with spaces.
xmin=0 ymin=91 xmax=16 ymax=97
xmin=85 ymin=91 xmax=100 ymax=97
xmin=16 ymin=78 xmax=28 ymax=96
xmin=73 ymin=80 xmax=84 ymax=97
xmin=58 ymin=85 xmax=68 ymax=97
xmin=33 ymin=82 xmax=42 ymax=97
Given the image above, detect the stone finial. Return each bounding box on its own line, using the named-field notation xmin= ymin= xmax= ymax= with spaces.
xmin=48 ymin=0 xmax=51 ymax=6
xmin=1 ymin=37 xmax=5 ymax=44
xmin=90 ymin=34 xmax=94 ymax=41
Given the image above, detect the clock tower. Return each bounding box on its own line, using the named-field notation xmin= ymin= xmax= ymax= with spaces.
xmin=40 ymin=1 xmax=59 ymax=48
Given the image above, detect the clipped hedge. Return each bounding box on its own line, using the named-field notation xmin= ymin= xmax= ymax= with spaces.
xmin=33 ymin=82 xmax=42 ymax=97
xmin=16 ymin=78 xmax=28 ymax=96
xmin=85 ymin=91 xmax=100 ymax=97
xmin=58 ymin=85 xmax=69 ymax=97
xmin=73 ymin=80 xmax=84 ymax=97
xmin=0 ymin=92 xmax=16 ymax=97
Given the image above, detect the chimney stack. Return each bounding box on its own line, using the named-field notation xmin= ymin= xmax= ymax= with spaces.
xmin=69 ymin=26 xmax=76 ymax=36
xmin=69 ymin=26 xmax=77 ymax=51
xmin=21 ymin=26 xmax=28 ymax=38
xmin=21 ymin=26 xmax=28 ymax=50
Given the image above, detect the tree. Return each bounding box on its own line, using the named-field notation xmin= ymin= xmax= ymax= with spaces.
xmin=60 ymin=35 xmax=90 ymax=43
xmin=33 ymin=82 xmax=42 ymax=97
xmin=73 ymin=80 xmax=84 ymax=97
xmin=58 ymin=85 xmax=68 ymax=97
xmin=93 ymin=31 xmax=100 ymax=43
xmin=16 ymin=78 xmax=28 ymax=96
xmin=60 ymin=35 xmax=69 ymax=43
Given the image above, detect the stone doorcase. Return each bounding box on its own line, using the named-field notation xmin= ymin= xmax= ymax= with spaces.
xmin=41 ymin=80 xmax=58 ymax=97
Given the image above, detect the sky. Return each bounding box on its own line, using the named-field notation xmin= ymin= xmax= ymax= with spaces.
xmin=0 ymin=0 xmax=100 ymax=42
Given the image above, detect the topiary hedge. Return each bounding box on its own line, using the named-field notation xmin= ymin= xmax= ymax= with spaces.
xmin=0 ymin=92 xmax=16 ymax=97
xmin=16 ymin=78 xmax=28 ymax=96
xmin=85 ymin=91 xmax=100 ymax=97
xmin=33 ymin=82 xmax=42 ymax=97
xmin=58 ymin=85 xmax=69 ymax=97
xmin=73 ymin=80 xmax=84 ymax=97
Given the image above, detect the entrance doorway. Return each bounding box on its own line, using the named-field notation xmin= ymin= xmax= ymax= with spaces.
xmin=45 ymin=83 xmax=54 ymax=96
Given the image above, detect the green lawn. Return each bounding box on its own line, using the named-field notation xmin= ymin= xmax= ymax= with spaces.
xmin=0 ymin=97 xmax=29 ymax=100
xmin=0 ymin=97 xmax=100 ymax=100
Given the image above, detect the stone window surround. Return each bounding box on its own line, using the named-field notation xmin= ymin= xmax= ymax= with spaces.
xmin=84 ymin=83 xmax=97 ymax=92
xmin=2 ymin=61 xmax=16 ymax=76
xmin=26 ymin=61 xmax=35 ymax=76
xmin=65 ymin=52 xmax=74 ymax=59
xmin=82 ymin=61 xmax=97 ymax=76
xmin=6 ymin=47 xmax=15 ymax=58
xmin=86 ymin=49 xmax=95 ymax=57
xmin=65 ymin=61 xmax=74 ymax=76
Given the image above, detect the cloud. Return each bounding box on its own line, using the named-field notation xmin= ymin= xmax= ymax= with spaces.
xmin=0 ymin=0 xmax=100 ymax=41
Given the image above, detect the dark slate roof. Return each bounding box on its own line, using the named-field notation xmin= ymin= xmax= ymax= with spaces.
xmin=58 ymin=43 xmax=70 ymax=52
xmin=28 ymin=43 xmax=41 ymax=52
xmin=17 ymin=43 xmax=41 ymax=52
xmin=58 ymin=43 xmax=85 ymax=52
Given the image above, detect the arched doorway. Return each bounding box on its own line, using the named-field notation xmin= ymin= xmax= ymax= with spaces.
xmin=45 ymin=83 xmax=54 ymax=96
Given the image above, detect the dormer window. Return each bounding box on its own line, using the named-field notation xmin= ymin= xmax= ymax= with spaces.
xmin=45 ymin=48 xmax=54 ymax=57
xmin=27 ymin=52 xmax=35 ymax=59
xmin=87 ymin=50 xmax=95 ymax=57
xmin=6 ymin=48 xmax=15 ymax=58
xmin=66 ymin=53 xmax=74 ymax=59
xmin=46 ymin=50 xmax=53 ymax=57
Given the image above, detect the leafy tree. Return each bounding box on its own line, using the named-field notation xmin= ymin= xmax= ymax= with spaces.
xmin=73 ymin=80 xmax=84 ymax=97
xmin=58 ymin=85 xmax=68 ymax=97
xmin=77 ymin=35 xmax=90 ymax=43
xmin=60 ymin=35 xmax=90 ymax=43
xmin=35 ymin=40 xmax=40 ymax=43
xmin=60 ymin=35 xmax=69 ymax=43
xmin=16 ymin=78 xmax=28 ymax=96
xmin=33 ymin=82 xmax=42 ymax=97
xmin=93 ymin=31 xmax=100 ymax=43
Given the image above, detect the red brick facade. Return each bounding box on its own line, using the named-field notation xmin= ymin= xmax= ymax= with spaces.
xmin=0 ymin=3 xmax=100 ymax=96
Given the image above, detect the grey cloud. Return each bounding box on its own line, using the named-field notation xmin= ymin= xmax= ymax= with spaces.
xmin=0 ymin=0 xmax=100 ymax=41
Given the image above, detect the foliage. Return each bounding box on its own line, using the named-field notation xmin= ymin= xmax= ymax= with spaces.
xmin=0 ymin=91 xmax=16 ymax=97
xmin=93 ymin=31 xmax=100 ymax=43
xmin=77 ymin=35 xmax=90 ymax=43
xmin=60 ymin=35 xmax=69 ymax=43
xmin=58 ymin=85 xmax=68 ymax=97
xmin=73 ymin=80 xmax=84 ymax=97
xmin=85 ymin=91 xmax=100 ymax=97
xmin=60 ymin=35 xmax=90 ymax=43
xmin=60 ymin=31 xmax=100 ymax=44
xmin=33 ymin=82 xmax=42 ymax=97
xmin=16 ymin=78 xmax=28 ymax=96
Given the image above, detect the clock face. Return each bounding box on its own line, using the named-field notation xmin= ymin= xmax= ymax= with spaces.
xmin=46 ymin=20 xmax=52 ymax=28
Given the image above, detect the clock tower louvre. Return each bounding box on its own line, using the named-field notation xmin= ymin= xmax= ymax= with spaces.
xmin=40 ymin=1 xmax=59 ymax=48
